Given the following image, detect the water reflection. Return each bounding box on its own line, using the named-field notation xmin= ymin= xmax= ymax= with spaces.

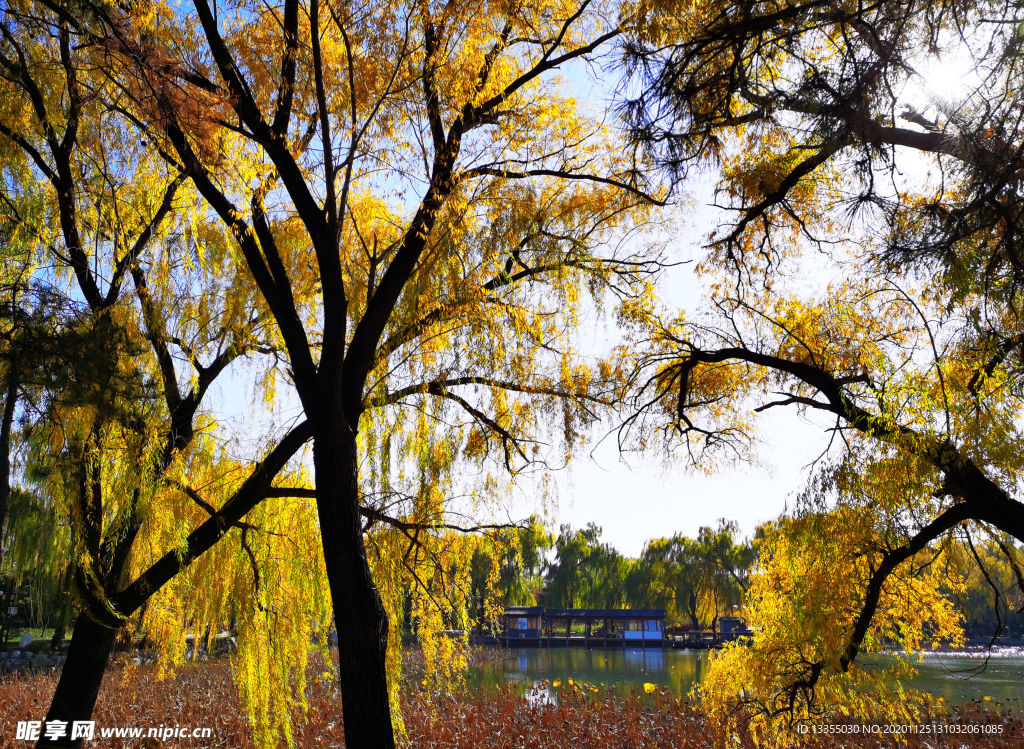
xmin=525 ymin=681 xmax=556 ymax=707
xmin=877 ymin=648 xmax=1024 ymax=704
xmin=470 ymin=647 xmax=709 ymax=699
xmin=469 ymin=647 xmax=1024 ymax=705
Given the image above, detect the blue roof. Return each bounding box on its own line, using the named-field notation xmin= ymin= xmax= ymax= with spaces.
xmin=504 ymin=606 xmax=544 ymax=616
xmin=544 ymin=608 xmax=666 ymax=618
xmin=502 ymin=607 xmax=666 ymax=618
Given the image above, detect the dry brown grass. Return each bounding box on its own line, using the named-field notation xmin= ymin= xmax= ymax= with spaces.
xmin=401 ymin=687 xmax=1024 ymax=749
xmin=0 ymin=654 xmax=1022 ymax=748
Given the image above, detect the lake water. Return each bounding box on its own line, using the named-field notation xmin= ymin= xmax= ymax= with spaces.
xmin=469 ymin=646 xmax=1024 ymax=705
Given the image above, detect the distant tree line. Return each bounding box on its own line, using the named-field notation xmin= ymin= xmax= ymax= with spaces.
xmin=463 ymin=518 xmax=755 ymax=632
xmin=458 ymin=518 xmax=1024 ymax=638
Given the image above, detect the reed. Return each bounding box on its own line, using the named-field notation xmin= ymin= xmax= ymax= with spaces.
xmin=1 ymin=655 xmax=1021 ymax=748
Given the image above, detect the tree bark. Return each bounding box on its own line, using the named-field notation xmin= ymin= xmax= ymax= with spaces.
xmin=37 ymin=615 xmax=119 ymax=748
xmin=313 ymin=417 xmax=395 ymax=749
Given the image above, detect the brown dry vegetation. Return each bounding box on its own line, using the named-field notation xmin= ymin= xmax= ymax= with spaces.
xmin=0 ymin=652 xmax=1022 ymax=748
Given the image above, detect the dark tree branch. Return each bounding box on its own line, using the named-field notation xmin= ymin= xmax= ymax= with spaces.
xmin=270 ymin=0 xmax=299 ymax=137
xmin=461 ymin=166 xmax=667 ymax=205
xmin=112 ymin=421 xmax=313 ymax=614
xmin=368 ymin=375 xmax=610 ymax=409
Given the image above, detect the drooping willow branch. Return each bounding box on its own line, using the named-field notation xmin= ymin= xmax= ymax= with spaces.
xmin=111 ymin=420 xmax=313 ymax=615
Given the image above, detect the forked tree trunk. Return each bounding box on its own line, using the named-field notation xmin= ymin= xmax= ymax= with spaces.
xmin=313 ymin=417 xmax=395 ymax=749
xmin=37 ymin=615 xmax=119 ymax=748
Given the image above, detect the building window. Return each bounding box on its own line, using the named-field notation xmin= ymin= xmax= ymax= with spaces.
xmin=627 ymin=620 xmax=642 ymax=631
xmin=518 ymin=618 xmax=527 ymax=630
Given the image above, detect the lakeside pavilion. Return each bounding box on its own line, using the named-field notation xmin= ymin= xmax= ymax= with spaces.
xmin=502 ymin=607 xmax=666 ymax=646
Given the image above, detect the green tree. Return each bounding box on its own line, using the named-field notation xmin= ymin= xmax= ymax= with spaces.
xmin=545 ymin=523 xmax=630 ymax=608
xmin=625 ymin=520 xmax=754 ymax=628
xmin=1 ymin=486 xmax=72 ymax=640
xmin=471 ymin=515 xmax=553 ymax=620
xmin=949 ymin=536 xmax=1024 ymax=640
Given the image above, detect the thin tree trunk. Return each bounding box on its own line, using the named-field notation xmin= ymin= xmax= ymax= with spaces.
xmin=49 ymin=606 xmax=70 ymax=653
xmin=37 ymin=615 xmax=119 ymax=748
xmin=314 ymin=420 xmax=395 ymax=749
xmin=48 ymin=566 xmax=75 ymax=653
xmin=3 ymin=581 xmax=19 ymax=647
xmin=687 ymin=588 xmax=700 ymax=630
xmin=0 ymin=361 xmax=19 ymax=566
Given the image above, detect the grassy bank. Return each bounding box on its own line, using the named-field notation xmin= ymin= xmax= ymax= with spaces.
xmin=0 ymin=655 xmax=1022 ymax=748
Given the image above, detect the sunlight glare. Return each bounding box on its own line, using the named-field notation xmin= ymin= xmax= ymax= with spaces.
xmin=902 ymin=51 xmax=982 ymax=115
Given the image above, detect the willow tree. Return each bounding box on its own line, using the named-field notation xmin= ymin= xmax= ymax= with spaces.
xmin=620 ymin=263 xmax=1024 ymax=739
xmin=545 ymin=523 xmax=630 ymax=608
xmin=625 ymin=521 xmax=753 ymax=628
xmin=63 ymin=0 xmax=672 ymax=744
xmin=615 ymin=0 xmax=1024 ymax=740
xmin=0 ymin=207 xmax=47 ymax=567
xmin=953 ymin=536 xmax=1024 ymax=638
xmin=0 ymin=8 xmax=328 ymax=747
xmin=0 ymin=285 xmax=27 ymax=567
xmin=615 ymin=202 xmax=1024 ymax=731
xmin=0 ymin=284 xmax=115 ymax=646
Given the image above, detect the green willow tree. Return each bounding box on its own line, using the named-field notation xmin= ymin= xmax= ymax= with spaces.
xmin=470 ymin=515 xmax=551 ymax=625
xmin=0 ymin=215 xmax=41 ymax=567
xmin=544 ymin=523 xmax=630 ymax=608
xmin=949 ymin=536 xmax=1024 ymax=639
xmin=626 ymin=520 xmax=754 ymax=628
xmin=0 ymin=284 xmax=129 ymax=648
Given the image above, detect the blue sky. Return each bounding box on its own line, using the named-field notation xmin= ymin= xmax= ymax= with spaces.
xmin=199 ymin=43 xmax=856 ymax=559
xmin=507 ymin=250 xmax=840 ymax=557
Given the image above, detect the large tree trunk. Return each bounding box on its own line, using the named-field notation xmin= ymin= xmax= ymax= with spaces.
xmin=314 ymin=419 xmax=395 ymax=749
xmin=37 ymin=615 xmax=119 ymax=748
